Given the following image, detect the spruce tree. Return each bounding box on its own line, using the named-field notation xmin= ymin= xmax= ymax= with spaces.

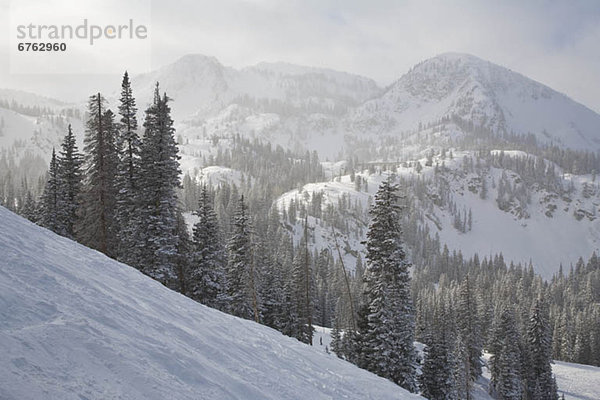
xmin=226 ymin=195 xmax=258 ymax=321
xmin=255 ymin=237 xmax=281 ymax=329
xmin=456 ymin=275 xmax=483 ymax=398
xmin=490 ymin=306 xmax=523 ymax=400
xmin=190 ymin=185 xmax=226 ymax=309
xmin=360 ymin=176 xmax=417 ymax=392
xmin=291 ymin=236 xmax=314 ymax=344
xmin=76 ymin=93 xmax=118 ymax=256
xmin=40 ymin=148 xmax=66 ymax=235
xmin=258 ymin=216 xmax=288 ymax=330
xmin=281 ymin=258 xmax=301 ymax=338
xmin=525 ymin=297 xmax=558 ymax=400
xmin=57 ymin=124 xmax=83 ymax=238
xmin=135 ymin=85 xmax=181 ymax=286
xmin=174 ymin=212 xmax=191 ymax=295
xmin=330 ymin=319 xmax=342 ymax=357
xmin=115 ymin=71 xmax=141 ymax=261
xmin=21 ymin=190 xmax=37 ymax=222
xmin=420 ymin=299 xmax=458 ymax=399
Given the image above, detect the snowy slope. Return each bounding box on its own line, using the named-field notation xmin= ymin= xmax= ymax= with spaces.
xmin=552 ymin=360 xmax=600 ymax=400
xmin=276 ymin=175 xmax=381 ymax=273
xmin=0 ymin=88 xmax=84 ymax=169
xmin=275 ymin=150 xmax=600 ymax=279
xmin=0 ymin=89 xmax=69 ymax=111
xmin=411 ymin=151 xmax=600 ymax=279
xmin=0 ymin=206 xmax=421 ymax=400
xmin=478 ymin=353 xmax=600 ymax=400
xmin=0 ymin=106 xmax=84 ymax=165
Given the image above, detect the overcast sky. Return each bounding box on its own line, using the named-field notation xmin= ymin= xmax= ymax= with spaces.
xmin=1 ymin=0 xmax=599 ymax=112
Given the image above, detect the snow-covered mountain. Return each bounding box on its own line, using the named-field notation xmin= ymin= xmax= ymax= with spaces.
xmin=350 ymin=53 xmax=600 ymax=152
xmin=0 ymin=91 xmax=84 ymax=183
xmin=0 ymin=206 xmax=421 ymax=400
xmin=0 ymin=89 xmax=69 ymax=111
xmin=132 ymin=54 xmax=381 ymax=120
xmin=274 ymin=150 xmax=600 ymax=279
xmin=140 ymin=52 xmax=600 ymax=160
xmin=4 ymin=52 xmax=600 ymax=163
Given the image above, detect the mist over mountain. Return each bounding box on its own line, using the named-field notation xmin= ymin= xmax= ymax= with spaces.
xmin=132 ymin=52 xmax=600 ymax=161
xmin=3 ymin=52 xmax=600 ymax=162
xmin=131 ymin=54 xmax=381 ymax=120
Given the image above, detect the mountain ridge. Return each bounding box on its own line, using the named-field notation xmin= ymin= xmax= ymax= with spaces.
xmin=351 ymin=52 xmax=600 ymax=152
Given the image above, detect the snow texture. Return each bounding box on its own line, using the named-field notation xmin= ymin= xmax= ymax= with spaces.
xmin=477 ymin=353 xmax=600 ymax=400
xmin=0 ymin=206 xmax=421 ymax=400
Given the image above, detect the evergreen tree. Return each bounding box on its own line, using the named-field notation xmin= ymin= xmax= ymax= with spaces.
xmin=190 ymin=185 xmax=227 ymax=309
xmin=290 ymin=235 xmax=314 ymax=344
xmin=420 ymin=300 xmax=458 ymax=399
xmin=330 ymin=319 xmax=342 ymax=357
xmin=258 ymin=216 xmax=288 ymax=330
xmin=21 ymin=190 xmax=38 ymax=222
xmin=40 ymin=148 xmax=66 ymax=235
xmin=76 ymin=93 xmax=118 ymax=256
xmin=525 ymin=297 xmax=558 ymax=400
xmin=115 ymin=71 xmax=141 ymax=260
xmin=252 ymin=236 xmax=274 ymax=323
xmin=456 ymin=275 xmax=483 ymax=398
xmin=134 ymin=85 xmax=181 ymax=286
xmin=360 ymin=176 xmax=417 ymax=392
xmin=174 ymin=211 xmax=191 ymax=295
xmin=490 ymin=306 xmax=523 ymax=400
xmin=226 ymin=196 xmax=258 ymax=321
xmin=57 ymin=124 xmax=83 ymax=238
xmin=280 ymin=255 xmax=302 ymax=339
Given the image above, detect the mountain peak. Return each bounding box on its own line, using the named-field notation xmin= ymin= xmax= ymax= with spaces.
xmin=353 ymin=53 xmax=600 ymax=151
xmin=431 ymin=52 xmax=485 ymax=62
xmin=172 ymin=53 xmax=224 ymax=68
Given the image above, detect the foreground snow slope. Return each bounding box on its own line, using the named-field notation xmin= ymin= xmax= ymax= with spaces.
xmin=551 ymin=361 xmax=600 ymax=400
xmin=0 ymin=206 xmax=420 ymax=400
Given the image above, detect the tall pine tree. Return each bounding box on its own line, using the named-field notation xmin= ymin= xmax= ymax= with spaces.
xmin=115 ymin=71 xmax=141 ymax=261
xmin=76 ymin=93 xmax=118 ymax=256
xmin=456 ymin=275 xmax=483 ymax=398
xmin=57 ymin=124 xmax=83 ymax=238
xmin=525 ymin=297 xmax=558 ymax=400
xmin=226 ymin=195 xmax=259 ymax=321
xmin=420 ymin=298 xmax=458 ymax=399
xmin=360 ymin=176 xmax=417 ymax=392
xmin=135 ymin=84 xmax=181 ymax=287
xmin=40 ymin=148 xmax=66 ymax=235
xmin=490 ymin=306 xmax=523 ymax=400
xmin=190 ymin=184 xmax=227 ymax=309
